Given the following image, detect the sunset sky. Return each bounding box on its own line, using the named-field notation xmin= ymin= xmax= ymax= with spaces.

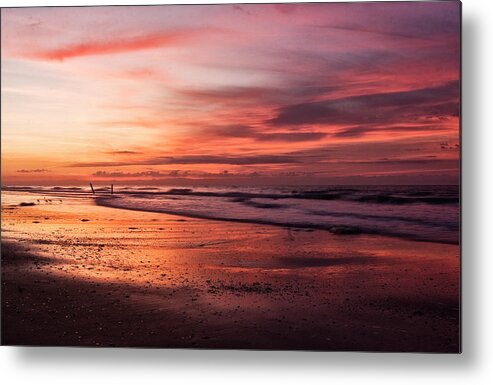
xmin=1 ymin=2 xmax=460 ymax=186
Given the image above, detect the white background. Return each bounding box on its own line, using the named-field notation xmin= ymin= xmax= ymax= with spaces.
xmin=0 ymin=0 xmax=491 ymax=383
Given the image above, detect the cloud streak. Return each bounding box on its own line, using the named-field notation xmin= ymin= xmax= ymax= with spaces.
xmin=106 ymin=150 xmax=142 ymax=155
xmin=268 ymin=81 xmax=459 ymax=127
xmin=29 ymin=30 xmax=203 ymax=61
xmin=16 ymin=168 xmax=50 ymax=173
xmin=69 ymin=154 xmax=300 ymax=168
xmin=202 ymin=125 xmax=327 ymax=142
xmin=332 ymin=124 xmax=450 ymax=138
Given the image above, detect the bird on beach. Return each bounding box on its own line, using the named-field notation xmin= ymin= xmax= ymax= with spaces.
xmin=287 ymin=228 xmax=295 ymax=241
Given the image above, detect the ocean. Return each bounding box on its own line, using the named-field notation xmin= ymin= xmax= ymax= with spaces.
xmin=3 ymin=185 xmax=460 ymax=245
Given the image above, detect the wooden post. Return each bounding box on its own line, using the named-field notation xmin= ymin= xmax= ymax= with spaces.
xmin=111 ymin=184 xmax=114 ymax=195
xmin=89 ymin=183 xmax=95 ymax=194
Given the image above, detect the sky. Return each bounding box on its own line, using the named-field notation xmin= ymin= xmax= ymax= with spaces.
xmin=1 ymin=2 xmax=460 ymax=186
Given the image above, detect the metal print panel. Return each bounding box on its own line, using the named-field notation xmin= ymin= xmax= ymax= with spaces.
xmin=0 ymin=1 xmax=461 ymax=352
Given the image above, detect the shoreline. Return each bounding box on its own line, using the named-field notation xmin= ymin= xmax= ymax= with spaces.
xmin=95 ymin=196 xmax=459 ymax=245
xmin=3 ymin=188 xmax=460 ymax=245
xmin=1 ymin=191 xmax=460 ymax=351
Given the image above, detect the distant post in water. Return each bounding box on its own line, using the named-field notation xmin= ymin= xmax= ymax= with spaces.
xmin=111 ymin=184 xmax=114 ymax=195
xmin=89 ymin=183 xmax=95 ymax=194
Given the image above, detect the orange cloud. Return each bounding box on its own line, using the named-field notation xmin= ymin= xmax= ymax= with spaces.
xmin=97 ymin=118 xmax=164 ymax=129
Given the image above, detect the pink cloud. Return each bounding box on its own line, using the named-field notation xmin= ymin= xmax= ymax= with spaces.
xmin=28 ymin=29 xmax=203 ymax=61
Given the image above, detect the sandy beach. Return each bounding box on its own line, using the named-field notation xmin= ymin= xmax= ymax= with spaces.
xmin=1 ymin=191 xmax=460 ymax=351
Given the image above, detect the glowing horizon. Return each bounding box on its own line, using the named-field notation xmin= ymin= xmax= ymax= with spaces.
xmin=1 ymin=2 xmax=460 ymax=186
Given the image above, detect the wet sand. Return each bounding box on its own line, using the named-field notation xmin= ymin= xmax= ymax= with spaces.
xmin=1 ymin=191 xmax=460 ymax=351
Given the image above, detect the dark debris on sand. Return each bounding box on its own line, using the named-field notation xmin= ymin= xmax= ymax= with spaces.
xmin=19 ymin=202 xmax=36 ymax=207
xmin=207 ymin=281 xmax=273 ymax=295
